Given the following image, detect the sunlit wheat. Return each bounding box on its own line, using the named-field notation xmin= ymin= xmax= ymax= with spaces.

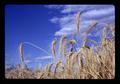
xmin=76 ymin=11 xmax=80 ymax=33
xmin=51 ymin=39 xmax=57 ymax=57
xmin=6 ymin=11 xmax=115 ymax=79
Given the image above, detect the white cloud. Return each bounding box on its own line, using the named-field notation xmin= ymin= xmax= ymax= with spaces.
xmin=50 ymin=17 xmax=59 ymax=23
xmin=35 ymin=55 xmax=53 ymax=60
xmin=61 ymin=5 xmax=114 ymax=14
xmin=25 ymin=60 xmax=32 ymax=63
xmin=82 ymin=7 xmax=114 ymax=20
xmin=84 ymin=7 xmax=114 ymax=16
xmin=44 ymin=5 xmax=63 ymax=9
xmin=46 ymin=5 xmax=115 ymax=37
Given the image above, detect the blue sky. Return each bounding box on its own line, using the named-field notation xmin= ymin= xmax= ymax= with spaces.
xmin=5 ymin=5 xmax=115 ymax=69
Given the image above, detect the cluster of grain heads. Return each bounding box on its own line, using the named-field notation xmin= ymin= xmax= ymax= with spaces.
xmin=51 ymin=38 xmax=57 ymax=58
xmin=6 ymin=11 xmax=115 ymax=79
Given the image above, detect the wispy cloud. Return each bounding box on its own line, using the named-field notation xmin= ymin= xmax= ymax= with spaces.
xmin=61 ymin=5 xmax=114 ymax=14
xmin=46 ymin=5 xmax=115 ymax=38
xmin=50 ymin=17 xmax=59 ymax=23
xmin=44 ymin=5 xmax=63 ymax=9
xmin=35 ymin=55 xmax=53 ymax=60
xmin=25 ymin=60 xmax=32 ymax=63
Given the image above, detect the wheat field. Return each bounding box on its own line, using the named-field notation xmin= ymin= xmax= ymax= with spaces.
xmin=5 ymin=11 xmax=115 ymax=79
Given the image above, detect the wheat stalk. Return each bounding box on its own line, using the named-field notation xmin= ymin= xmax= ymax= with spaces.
xmin=76 ymin=11 xmax=80 ymax=33
xmin=69 ymin=39 xmax=76 ymax=53
xmin=86 ymin=21 xmax=98 ymax=34
xmin=102 ymin=27 xmax=107 ymax=46
xmin=19 ymin=43 xmax=26 ymax=69
xmin=47 ymin=63 xmax=54 ymax=77
xmin=87 ymin=39 xmax=97 ymax=45
xmin=62 ymin=38 xmax=67 ymax=56
xmin=59 ymin=35 xmax=67 ymax=55
xmin=51 ymin=39 xmax=57 ymax=57
xmin=109 ymin=23 xmax=115 ymax=37
xmin=54 ymin=60 xmax=62 ymax=77
xmin=6 ymin=9 xmax=115 ymax=79
xmin=82 ymin=39 xmax=89 ymax=49
xmin=19 ymin=42 xmax=51 ymax=68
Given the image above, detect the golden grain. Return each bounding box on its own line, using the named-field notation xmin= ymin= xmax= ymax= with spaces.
xmin=59 ymin=35 xmax=67 ymax=55
xmin=51 ymin=39 xmax=56 ymax=57
xmin=6 ymin=11 xmax=115 ymax=79
xmin=76 ymin=11 xmax=80 ymax=33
